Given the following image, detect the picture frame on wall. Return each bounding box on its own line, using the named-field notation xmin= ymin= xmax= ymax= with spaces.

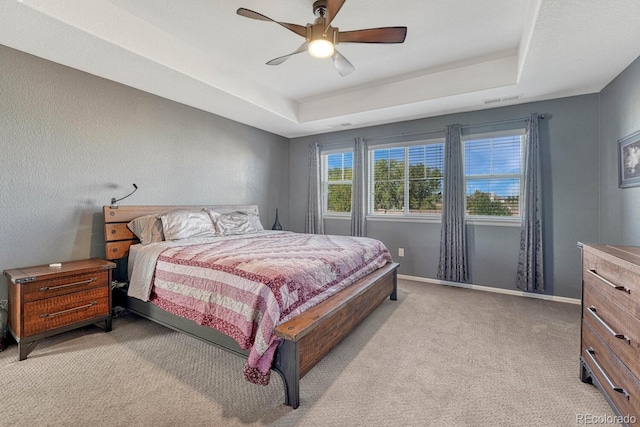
xmin=618 ymin=129 xmax=640 ymax=188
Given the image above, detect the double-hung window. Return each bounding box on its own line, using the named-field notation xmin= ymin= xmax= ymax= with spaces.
xmin=463 ymin=130 xmax=524 ymax=218
xmin=321 ymin=150 xmax=353 ymax=214
xmin=369 ymin=140 xmax=445 ymax=216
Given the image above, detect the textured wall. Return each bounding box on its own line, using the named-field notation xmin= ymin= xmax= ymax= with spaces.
xmin=3 ymin=38 xmax=624 ymax=302
xmin=289 ymin=95 xmax=601 ymax=298
xmin=599 ymin=55 xmax=640 ymax=245
xmin=0 ymin=44 xmax=289 ymax=300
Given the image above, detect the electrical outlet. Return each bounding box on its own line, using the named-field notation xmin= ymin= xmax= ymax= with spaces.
xmin=398 ymin=248 xmax=404 ymax=257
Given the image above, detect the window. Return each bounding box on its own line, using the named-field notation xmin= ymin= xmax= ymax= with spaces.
xmin=369 ymin=141 xmax=445 ymax=215
xmin=322 ymin=151 xmax=353 ymax=214
xmin=463 ymin=131 xmax=524 ymax=218
xmin=320 ymin=129 xmax=522 ymax=221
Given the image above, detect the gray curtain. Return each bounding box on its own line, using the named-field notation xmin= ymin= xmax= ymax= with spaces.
xmin=351 ymin=137 xmax=367 ymax=237
xmin=437 ymin=124 xmax=468 ymax=282
xmin=517 ymin=113 xmax=544 ymax=292
xmin=305 ymin=142 xmax=324 ymax=234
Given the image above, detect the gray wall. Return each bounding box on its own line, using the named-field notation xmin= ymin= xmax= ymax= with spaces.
xmin=0 ymin=44 xmax=289 ymax=301
xmin=5 ymin=38 xmax=629 ymax=302
xmin=599 ymin=55 xmax=640 ymax=244
xmin=289 ymin=95 xmax=601 ymax=299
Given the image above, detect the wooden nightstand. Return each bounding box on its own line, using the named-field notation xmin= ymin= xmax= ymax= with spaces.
xmin=4 ymin=258 xmax=115 ymax=360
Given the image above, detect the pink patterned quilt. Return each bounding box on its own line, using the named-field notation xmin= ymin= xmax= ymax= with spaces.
xmin=148 ymin=232 xmax=392 ymax=385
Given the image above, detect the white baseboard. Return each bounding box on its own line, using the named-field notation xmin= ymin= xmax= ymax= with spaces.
xmin=397 ymin=274 xmax=581 ymax=305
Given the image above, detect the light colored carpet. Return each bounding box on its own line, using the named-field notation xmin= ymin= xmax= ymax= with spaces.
xmin=0 ymin=279 xmax=617 ymax=426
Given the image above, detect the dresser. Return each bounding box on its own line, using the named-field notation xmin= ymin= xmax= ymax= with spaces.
xmin=580 ymin=244 xmax=640 ymax=425
xmin=4 ymin=258 xmax=115 ymax=360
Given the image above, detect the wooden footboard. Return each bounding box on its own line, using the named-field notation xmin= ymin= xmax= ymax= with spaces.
xmin=273 ymin=262 xmax=398 ymax=408
xmin=103 ymin=205 xmax=398 ymax=408
xmin=276 ymin=262 xmax=397 ymax=376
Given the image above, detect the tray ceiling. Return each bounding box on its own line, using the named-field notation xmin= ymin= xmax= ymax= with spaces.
xmin=2 ymin=0 xmax=640 ymax=137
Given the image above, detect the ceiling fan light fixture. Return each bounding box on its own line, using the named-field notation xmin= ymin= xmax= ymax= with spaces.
xmin=238 ymin=1 xmax=407 ymax=75
xmin=308 ymin=38 xmax=334 ymax=59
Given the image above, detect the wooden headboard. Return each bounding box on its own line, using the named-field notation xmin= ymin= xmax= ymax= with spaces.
xmin=103 ymin=205 xmax=260 ymax=261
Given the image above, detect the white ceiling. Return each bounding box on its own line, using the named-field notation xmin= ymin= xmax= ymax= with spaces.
xmin=2 ymin=0 xmax=640 ymax=138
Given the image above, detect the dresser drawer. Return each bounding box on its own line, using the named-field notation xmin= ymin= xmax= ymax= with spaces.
xmin=583 ymin=283 xmax=640 ymax=379
xmin=582 ymin=320 xmax=640 ymax=420
xmin=22 ymin=287 xmax=110 ymax=336
xmin=21 ymin=270 xmax=108 ymax=303
xmin=583 ymin=250 xmax=640 ymax=319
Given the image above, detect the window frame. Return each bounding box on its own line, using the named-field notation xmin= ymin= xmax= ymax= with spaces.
xmin=462 ymin=129 xmax=525 ymax=224
xmin=367 ymin=138 xmax=446 ymax=219
xmin=321 ymin=148 xmax=354 ymax=217
xmin=319 ymin=127 xmax=526 ymax=226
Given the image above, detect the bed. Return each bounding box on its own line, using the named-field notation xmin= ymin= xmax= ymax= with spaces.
xmin=103 ymin=204 xmax=398 ymax=408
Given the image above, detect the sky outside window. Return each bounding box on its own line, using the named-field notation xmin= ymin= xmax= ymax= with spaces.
xmin=465 ymin=134 xmax=522 ymax=217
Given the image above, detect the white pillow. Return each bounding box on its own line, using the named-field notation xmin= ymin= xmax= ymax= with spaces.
xmin=247 ymin=213 xmax=264 ymax=231
xmin=205 ymin=209 xmax=259 ymax=236
xmin=158 ymin=209 xmax=217 ymax=240
xmin=127 ymin=215 xmax=165 ymax=245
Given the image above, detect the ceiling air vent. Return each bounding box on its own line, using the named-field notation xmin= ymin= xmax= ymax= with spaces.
xmin=483 ymin=95 xmax=521 ymax=105
xmin=483 ymin=98 xmax=502 ymax=105
xmin=328 ymin=122 xmax=353 ymax=129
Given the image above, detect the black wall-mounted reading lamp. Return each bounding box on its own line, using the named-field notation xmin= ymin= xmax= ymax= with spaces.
xmin=110 ymin=183 xmax=138 ymax=207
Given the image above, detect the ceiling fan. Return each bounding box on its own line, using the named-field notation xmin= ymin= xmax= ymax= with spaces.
xmin=236 ymin=0 xmax=407 ymax=76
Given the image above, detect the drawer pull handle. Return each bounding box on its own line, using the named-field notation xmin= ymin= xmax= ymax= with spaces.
xmin=585 ymin=347 xmax=630 ymax=400
xmin=587 ymin=307 xmax=631 ymax=344
xmin=39 ymin=278 xmax=97 ymax=292
xmin=587 ymin=269 xmax=631 ymax=294
xmin=39 ymin=301 xmax=98 ymax=318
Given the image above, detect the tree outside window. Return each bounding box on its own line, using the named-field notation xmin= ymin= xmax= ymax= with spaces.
xmin=323 ymin=152 xmax=353 ymax=213
xmin=464 ymin=134 xmax=523 ymax=217
xmin=370 ymin=143 xmax=444 ymax=215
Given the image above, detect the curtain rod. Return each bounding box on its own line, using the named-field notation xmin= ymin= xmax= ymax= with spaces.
xmin=365 ymin=127 xmax=444 ymax=142
xmin=461 ymin=114 xmax=544 ymax=130
xmin=365 ymin=114 xmax=544 ymax=142
xmin=322 ymin=114 xmax=545 ymax=145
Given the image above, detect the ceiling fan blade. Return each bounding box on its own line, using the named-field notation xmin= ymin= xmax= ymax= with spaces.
xmin=324 ymin=0 xmax=346 ymax=30
xmin=332 ymin=49 xmax=355 ymax=76
xmin=237 ymin=8 xmax=307 ymax=38
xmin=267 ymin=42 xmax=309 ymax=66
xmin=338 ymin=27 xmax=407 ymax=44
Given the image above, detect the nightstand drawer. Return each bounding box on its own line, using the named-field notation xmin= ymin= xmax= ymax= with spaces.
xmin=582 ymin=320 xmax=640 ymax=420
xmin=23 ymin=287 xmax=109 ymax=336
xmin=583 ymin=283 xmax=640 ymax=379
xmin=22 ymin=271 xmax=109 ymax=302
